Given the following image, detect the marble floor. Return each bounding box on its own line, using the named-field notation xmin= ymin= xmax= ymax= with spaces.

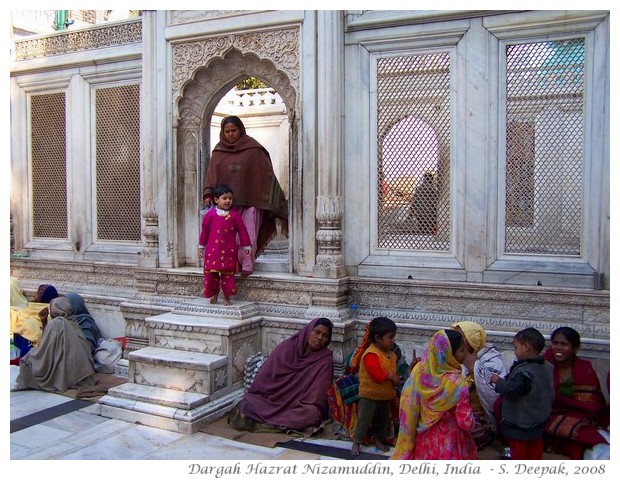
xmin=7 ymin=388 xmax=391 ymax=464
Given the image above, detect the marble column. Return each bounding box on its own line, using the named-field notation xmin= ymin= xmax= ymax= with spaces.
xmin=313 ymin=10 xmax=346 ymax=279
xmin=138 ymin=11 xmax=159 ymax=268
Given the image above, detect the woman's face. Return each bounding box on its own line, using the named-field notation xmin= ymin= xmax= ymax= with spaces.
xmin=222 ymin=123 xmax=241 ymax=143
xmin=306 ymin=324 xmax=330 ymax=352
xmin=550 ymin=333 xmax=577 ymax=364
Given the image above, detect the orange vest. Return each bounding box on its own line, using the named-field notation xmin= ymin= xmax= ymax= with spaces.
xmin=358 ymin=343 xmax=397 ymax=401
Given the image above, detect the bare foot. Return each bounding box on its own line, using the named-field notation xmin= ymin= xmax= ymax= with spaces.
xmin=351 ymin=443 xmax=360 ymax=456
xmin=209 ymin=294 xmax=218 ymax=304
xmin=240 ymin=270 xmax=252 ymax=277
xmin=375 ymin=440 xmax=390 ymax=452
xmin=222 ymin=295 xmax=232 ymax=306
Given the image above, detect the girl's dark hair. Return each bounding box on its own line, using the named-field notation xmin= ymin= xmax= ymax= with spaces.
xmin=213 ymin=183 xmax=233 ymax=198
xmin=221 ymin=115 xmax=246 ymax=136
xmin=445 ymin=329 xmax=464 ymax=355
xmin=369 ymin=316 xmax=397 ymax=341
xmin=550 ymin=326 xmax=581 ymax=349
xmin=315 ymin=317 xmax=333 ymax=344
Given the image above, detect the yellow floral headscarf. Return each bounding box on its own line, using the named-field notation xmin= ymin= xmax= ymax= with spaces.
xmin=391 ymin=329 xmax=470 ymax=460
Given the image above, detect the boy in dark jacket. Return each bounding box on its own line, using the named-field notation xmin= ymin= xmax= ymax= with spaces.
xmin=490 ymin=327 xmax=554 ymax=460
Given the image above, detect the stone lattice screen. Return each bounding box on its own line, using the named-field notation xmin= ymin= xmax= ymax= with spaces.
xmin=31 ymin=92 xmax=68 ymax=239
xmin=504 ymin=38 xmax=584 ymax=256
xmin=376 ymin=52 xmax=451 ymax=251
xmin=95 ymin=84 xmax=141 ymax=242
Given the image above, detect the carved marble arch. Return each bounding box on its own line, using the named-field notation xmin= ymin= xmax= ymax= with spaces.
xmin=174 ymin=47 xmax=299 ymax=268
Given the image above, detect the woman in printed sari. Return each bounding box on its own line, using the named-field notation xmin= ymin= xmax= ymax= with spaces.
xmin=228 ymin=317 xmax=334 ymax=434
xmin=203 ymin=115 xmax=288 ymax=276
xmin=390 ymin=329 xmax=477 ymax=460
xmin=543 ymin=326 xmax=609 ymax=459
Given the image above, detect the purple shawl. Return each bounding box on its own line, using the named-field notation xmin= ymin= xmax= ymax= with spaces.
xmin=240 ymin=318 xmax=334 ymax=430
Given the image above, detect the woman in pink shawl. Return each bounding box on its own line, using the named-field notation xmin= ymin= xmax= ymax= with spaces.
xmin=228 ymin=318 xmax=334 ymax=433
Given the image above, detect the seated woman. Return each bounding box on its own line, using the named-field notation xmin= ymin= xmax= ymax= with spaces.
xmin=543 ymin=326 xmax=608 ymax=459
xmin=65 ymin=292 xmax=103 ymax=353
xmin=14 ymin=296 xmax=95 ymax=393
xmin=228 ymin=317 xmax=334 ymax=434
xmin=10 ymin=279 xmax=59 ymax=359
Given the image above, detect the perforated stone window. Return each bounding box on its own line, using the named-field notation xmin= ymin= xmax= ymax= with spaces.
xmin=376 ymin=52 xmax=451 ymax=251
xmin=30 ymin=92 xmax=68 ymax=239
xmin=95 ymin=84 xmax=141 ymax=242
xmin=504 ymin=38 xmax=584 ymax=256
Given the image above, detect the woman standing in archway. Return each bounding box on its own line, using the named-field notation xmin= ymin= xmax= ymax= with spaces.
xmin=203 ymin=115 xmax=288 ymax=276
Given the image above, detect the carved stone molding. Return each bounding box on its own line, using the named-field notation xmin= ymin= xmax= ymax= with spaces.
xmin=173 ymin=28 xmax=300 ymax=119
xmin=14 ymin=20 xmax=142 ymax=61
xmin=139 ymin=210 xmax=159 ymax=267
xmin=169 ymin=11 xmax=255 ymax=25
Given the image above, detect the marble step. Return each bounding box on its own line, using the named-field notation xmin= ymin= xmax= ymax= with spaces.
xmin=128 ymin=346 xmax=230 ymax=397
xmin=145 ymin=310 xmax=262 ymax=355
xmin=99 ymin=383 xmax=243 ymax=434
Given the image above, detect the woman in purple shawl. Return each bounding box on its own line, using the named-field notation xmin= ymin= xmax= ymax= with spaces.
xmin=228 ymin=318 xmax=334 ymax=433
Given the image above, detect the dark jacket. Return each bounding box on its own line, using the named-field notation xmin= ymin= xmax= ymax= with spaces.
xmin=495 ymin=356 xmax=554 ymax=441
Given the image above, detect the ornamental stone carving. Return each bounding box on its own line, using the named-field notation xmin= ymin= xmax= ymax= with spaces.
xmin=14 ymin=20 xmax=142 ymax=61
xmin=172 ymin=28 xmax=299 ymax=119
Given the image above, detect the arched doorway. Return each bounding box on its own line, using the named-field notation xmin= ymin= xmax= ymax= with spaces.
xmin=175 ymin=47 xmax=298 ymax=271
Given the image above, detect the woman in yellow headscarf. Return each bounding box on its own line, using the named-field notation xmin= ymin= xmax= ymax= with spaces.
xmin=10 ymin=278 xmax=57 ymax=356
xmin=391 ymin=329 xmax=477 ymax=460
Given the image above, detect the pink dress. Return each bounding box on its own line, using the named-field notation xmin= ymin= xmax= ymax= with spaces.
xmin=412 ymin=400 xmax=478 ymax=460
xmin=199 ymin=208 xmax=251 ymax=273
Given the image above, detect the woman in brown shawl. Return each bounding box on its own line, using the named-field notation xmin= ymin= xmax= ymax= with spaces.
xmin=228 ymin=318 xmax=334 ymax=433
xmin=14 ymin=296 xmax=95 ymax=393
xmin=203 ymin=115 xmax=288 ymax=276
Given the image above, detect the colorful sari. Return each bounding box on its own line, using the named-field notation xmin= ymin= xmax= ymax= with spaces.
xmin=543 ymin=348 xmax=608 ymax=459
xmin=391 ymin=330 xmax=477 ymax=460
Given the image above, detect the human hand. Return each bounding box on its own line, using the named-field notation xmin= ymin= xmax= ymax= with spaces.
xmin=198 ymin=246 xmax=205 ymax=258
xmin=38 ymin=307 xmax=49 ymax=323
xmin=244 ymin=246 xmax=252 ymax=256
xmin=490 ymin=373 xmax=499 ymax=384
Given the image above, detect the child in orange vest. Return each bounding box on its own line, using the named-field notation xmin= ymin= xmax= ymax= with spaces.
xmin=351 ymin=316 xmax=401 ymax=456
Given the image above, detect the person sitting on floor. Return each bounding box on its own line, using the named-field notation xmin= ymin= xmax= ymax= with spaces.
xmin=227 ymin=317 xmax=334 ymax=434
xmin=14 ymin=296 xmax=95 ymax=393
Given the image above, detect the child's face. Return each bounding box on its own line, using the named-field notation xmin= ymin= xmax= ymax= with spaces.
xmin=452 ymin=338 xmax=469 ymax=364
xmin=512 ymin=339 xmax=530 ymax=360
xmin=214 ymin=192 xmax=233 ymax=210
xmin=375 ymin=331 xmax=396 ymax=352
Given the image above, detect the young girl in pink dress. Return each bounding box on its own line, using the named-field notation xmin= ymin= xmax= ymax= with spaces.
xmin=198 ymin=184 xmax=251 ymax=306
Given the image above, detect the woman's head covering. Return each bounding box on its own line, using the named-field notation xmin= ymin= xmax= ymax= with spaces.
xmin=50 ymin=296 xmax=74 ymax=319
xmin=451 ymin=321 xmax=486 ymax=352
xmin=391 ymin=329 xmax=471 ymax=460
xmin=35 ymin=284 xmax=59 ymax=303
xmin=10 ymin=277 xmax=28 ymax=308
xmin=65 ymin=293 xmax=103 ymax=352
xmin=348 ymin=322 xmax=371 ymax=374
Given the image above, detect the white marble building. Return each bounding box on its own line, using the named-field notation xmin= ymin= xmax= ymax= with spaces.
xmin=10 ymin=10 xmax=610 ymax=432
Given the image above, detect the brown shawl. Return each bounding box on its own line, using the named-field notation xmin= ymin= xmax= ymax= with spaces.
xmin=204 ymin=134 xmax=288 ymax=253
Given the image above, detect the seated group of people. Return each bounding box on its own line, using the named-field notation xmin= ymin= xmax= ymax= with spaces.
xmin=227 ymin=317 xmax=610 ymax=460
xmin=10 ymin=278 xmax=113 ymax=393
